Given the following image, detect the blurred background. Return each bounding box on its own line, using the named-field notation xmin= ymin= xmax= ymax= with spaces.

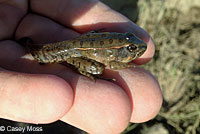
xmin=1 ymin=0 xmax=199 ymax=133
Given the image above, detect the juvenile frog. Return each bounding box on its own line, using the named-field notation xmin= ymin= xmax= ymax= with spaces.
xmin=20 ymin=32 xmax=147 ymax=80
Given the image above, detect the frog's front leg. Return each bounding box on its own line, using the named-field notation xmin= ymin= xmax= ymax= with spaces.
xmin=108 ymin=61 xmax=136 ymax=70
xmin=66 ymin=57 xmax=104 ymax=80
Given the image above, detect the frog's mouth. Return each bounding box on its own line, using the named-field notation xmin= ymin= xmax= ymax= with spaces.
xmin=137 ymin=42 xmax=147 ymax=56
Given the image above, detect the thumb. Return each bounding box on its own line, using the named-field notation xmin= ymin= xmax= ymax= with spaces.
xmin=0 ymin=69 xmax=73 ymax=124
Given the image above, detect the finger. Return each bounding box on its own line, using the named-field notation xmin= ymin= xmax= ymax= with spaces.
xmin=30 ymin=0 xmax=154 ymax=64
xmin=15 ymin=14 xmax=79 ymax=42
xmin=0 ymin=67 xmax=73 ymax=124
xmin=30 ymin=0 xmax=99 ymax=29
xmin=60 ymin=68 xmax=162 ymax=133
xmin=104 ymin=68 xmax=163 ymax=123
xmin=0 ymin=0 xmax=27 ymax=40
xmin=61 ymin=80 xmax=132 ymax=134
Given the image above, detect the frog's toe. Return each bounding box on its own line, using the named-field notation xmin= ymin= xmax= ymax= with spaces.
xmin=94 ymin=75 xmax=116 ymax=82
xmin=78 ymin=69 xmax=96 ymax=81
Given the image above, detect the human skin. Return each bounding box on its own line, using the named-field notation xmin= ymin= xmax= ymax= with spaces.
xmin=0 ymin=0 xmax=162 ymax=133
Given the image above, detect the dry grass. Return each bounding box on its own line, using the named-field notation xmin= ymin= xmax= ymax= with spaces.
xmin=122 ymin=0 xmax=200 ymax=133
xmin=100 ymin=0 xmax=200 ymax=134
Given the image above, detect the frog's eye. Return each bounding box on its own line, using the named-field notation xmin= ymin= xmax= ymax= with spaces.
xmin=127 ymin=44 xmax=137 ymax=52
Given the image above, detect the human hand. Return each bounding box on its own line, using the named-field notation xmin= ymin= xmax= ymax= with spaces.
xmin=0 ymin=0 xmax=162 ymax=133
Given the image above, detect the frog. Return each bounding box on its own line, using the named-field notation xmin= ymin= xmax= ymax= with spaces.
xmin=20 ymin=32 xmax=147 ymax=80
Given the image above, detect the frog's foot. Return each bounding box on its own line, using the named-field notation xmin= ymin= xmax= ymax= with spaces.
xmin=108 ymin=61 xmax=136 ymax=70
xmin=78 ymin=69 xmax=96 ymax=81
xmin=95 ymin=75 xmax=116 ymax=82
xmin=78 ymin=70 xmax=115 ymax=82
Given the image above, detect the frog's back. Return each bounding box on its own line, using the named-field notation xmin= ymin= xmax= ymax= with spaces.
xmin=28 ymin=32 xmax=137 ymax=63
xmin=38 ymin=32 xmax=132 ymax=51
xmin=67 ymin=32 xmax=129 ymax=49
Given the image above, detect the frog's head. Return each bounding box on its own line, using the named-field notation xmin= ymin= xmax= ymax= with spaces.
xmin=116 ymin=33 xmax=147 ymax=63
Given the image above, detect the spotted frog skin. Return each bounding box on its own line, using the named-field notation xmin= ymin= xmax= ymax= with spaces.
xmin=22 ymin=32 xmax=147 ymax=80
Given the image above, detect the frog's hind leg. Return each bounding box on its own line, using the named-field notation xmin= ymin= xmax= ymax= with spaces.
xmin=78 ymin=69 xmax=96 ymax=81
xmin=78 ymin=70 xmax=115 ymax=82
xmin=66 ymin=57 xmax=104 ymax=80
